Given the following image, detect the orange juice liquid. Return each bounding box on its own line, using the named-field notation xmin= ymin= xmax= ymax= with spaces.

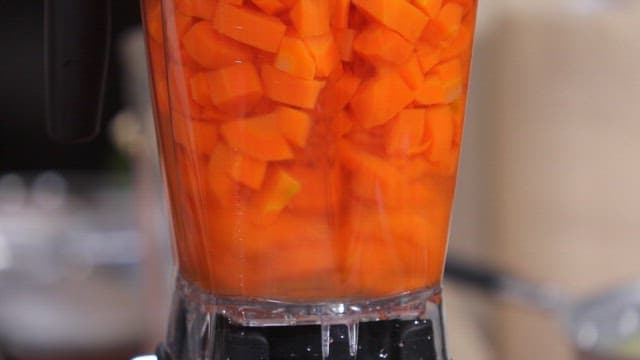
xmin=142 ymin=0 xmax=477 ymax=301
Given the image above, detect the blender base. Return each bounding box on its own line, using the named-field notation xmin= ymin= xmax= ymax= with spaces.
xmin=158 ymin=276 xmax=449 ymax=360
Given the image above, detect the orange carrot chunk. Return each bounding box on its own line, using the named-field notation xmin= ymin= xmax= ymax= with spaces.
xmin=349 ymin=70 xmax=414 ymax=128
xmin=189 ymin=72 xmax=213 ymax=107
xmin=271 ymin=106 xmax=313 ymax=148
xmin=261 ymin=64 xmax=326 ymax=109
xmin=220 ymin=119 xmax=293 ymax=161
xmin=415 ymin=41 xmax=442 ymax=73
xmin=353 ymin=24 xmax=414 ymax=66
xmin=175 ymin=0 xmax=216 ymax=19
xmin=352 ymin=0 xmax=428 ymax=43
xmin=208 ymin=143 xmax=239 ymax=207
xmin=228 ymin=152 xmax=268 ymax=190
xmin=250 ymin=168 xmax=302 ymax=225
xmin=422 ymin=3 xmax=464 ymax=45
xmin=212 ymin=3 xmax=286 ymax=53
xmin=173 ymin=113 xmax=219 ymax=155
xmin=330 ymin=0 xmax=350 ymax=29
xmin=334 ymin=28 xmax=355 ymax=62
xmin=424 ymin=105 xmax=454 ymax=163
xmin=289 ymin=0 xmax=331 ymax=37
xmin=317 ymin=70 xmax=361 ymax=115
xmin=386 ymin=108 xmax=427 ymax=156
xmin=206 ymin=62 xmax=263 ymax=115
xmin=182 ymin=21 xmax=253 ymax=70
xmin=414 ymin=74 xmax=462 ymax=105
xmin=331 ymin=110 xmax=354 ymax=137
xmin=304 ymin=33 xmax=340 ymax=78
xmin=413 ymin=0 xmax=442 ymax=19
xmin=252 ymin=0 xmax=286 ymax=15
xmin=274 ymin=36 xmax=316 ymax=80
xmin=398 ymin=53 xmax=424 ymax=90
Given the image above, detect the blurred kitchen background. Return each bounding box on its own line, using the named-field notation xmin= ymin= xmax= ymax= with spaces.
xmin=1 ymin=0 xmax=640 ymax=359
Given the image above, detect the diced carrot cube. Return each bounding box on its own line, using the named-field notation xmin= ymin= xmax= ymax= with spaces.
xmin=331 ymin=110 xmax=354 ymax=137
xmin=189 ymin=72 xmax=213 ymax=107
xmin=413 ymin=0 xmax=442 ymax=19
xmin=334 ymin=28 xmax=355 ymax=62
xmin=440 ymin=24 xmax=473 ymax=61
xmin=318 ymin=70 xmax=361 ymax=115
xmin=336 ymin=139 xmax=398 ymax=184
xmin=353 ymin=24 xmax=414 ymax=66
xmin=220 ymin=118 xmax=293 ymax=161
xmin=252 ymin=0 xmax=286 ymax=15
xmin=212 ymin=3 xmax=286 ymax=53
xmin=206 ymin=62 xmax=263 ymax=115
xmin=431 ymin=58 xmax=463 ymax=83
xmin=415 ymin=41 xmax=441 ymax=73
xmin=352 ymin=0 xmax=428 ymax=43
xmin=208 ymin=143 xmax=239 ymax=206
xmin=168 ymin=63 xmax=204 ymax=119
xmin=175 ymin=0 xmax=216 ymax=19
xmin=289 ymin=0 xmax=331 ymax=37
xmin=228 ymin=152 xmax=268 ymax=190
xmin=422 ymin=3 xmax=464 ymax=45
xmin=173 ymin=112 xmax=218 ymax=155
xmin=182 ymin=21 xmax=253 ymax=70
xmin=330 ymin=0 xmax=350 ymax=29
xmin=386 ymin=108 xmax=427 ymax=156
xmin=271 ymin=106 xmax=312 ymax=147
xmin=414 ymin=74 xmax=462 ymax=105
xmin=349 ymin=70 xmax=414 ymax=128
xmin=398 ymin=53 xmax=424 ymax=90
xmin=286 ymin=166 xmax=329 ymax=213
xmin=274 ymin=36 xmax=316 ymax=80
xmin=260 ymin=64 xmax=326 ymax=109
xmin=304 ymin=33 xmax=340 ymax=78
xmin=250 ymin=168 xmax=302 ymax=224
xmin=424 ymin=105 xmax=454 ymax=163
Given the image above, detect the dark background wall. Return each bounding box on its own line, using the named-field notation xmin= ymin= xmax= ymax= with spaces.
xmin=0 ymin=0 xmax=142 ymax=171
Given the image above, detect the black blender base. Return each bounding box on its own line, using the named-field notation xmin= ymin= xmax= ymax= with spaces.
xmin=158 ymin=314 xmax=437 ymax=360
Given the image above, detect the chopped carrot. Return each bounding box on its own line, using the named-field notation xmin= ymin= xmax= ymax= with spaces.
xmin=349 ymin=70 xmax=414 ymax=128
xmin=228 ymin=152 xmax=268 ymax=190
xmin=422 ymin=3 xmax=464 ymax=45
xmin=206 ymin=62 xmax=263 ymax=115
xmin=289 ymin=0 xmax=331 ymax=37
xmin=220 ymin=118 xmax=294 ymax=161
xmin=415 ymin=41 xmax=442 ymax=73
xmin=413 ymin=0 xmax=442 ymax=19
xmin=303 ymin=33 xmax=340 ymax=78
xmin=189 ymin=72 xmax=213 ymax=107
xmin=336 ymin=139 xmax=398 ymax=184
xmin=334 ymin=28 xmax=355 ymax=62
xmin=173 ymin=112 xmax=219 ymax=155
xmin=440 ymin=24 xmax=473 ymax=61
xmin=271 ymin=106 xmax=312 ymax=147
xmin=398 ymin=53 xmax=424 ymax=90
xmin=207 ymin=143 xmax=239 ymax=206
xmin=424 ymin=105 xmax=454 ymax=163
xmin=414 ymin=74 xmax=462 ymax=105
xmin=261 ymin=64 xmax=326 ymax=109
xmin=330 ymin=0 xmax=350 ymax=29
xmin=352 ymin=0 xmax=429 ymax=43
xmin=317 ymin=70 xmax=361 ymax=115
xmin=182 ymin=21 xmax=253 ymax=70
xmin=274 ymin=36 xmax=316 ymax=80
xmin=386 ymin=108 xmax=427 ymax=156
xmin=331 ymin=110 xmax=354 ymax=137
xmin=175 ymin=0 xmax=216 ymax=19
xmin=287 ymin=166 xmax=329 ymax=213
xmin=212 ymin=3 xmax=286 ymax=53
xmin=431 ymin=58 xmax=463 ymax=82
xmin=353 ymin=24 xmax=414 ymax=66
xmin=250 ymin=168 xmax=302 ymax=225
xmin=251 ymin=0 xmax=286 ymax=15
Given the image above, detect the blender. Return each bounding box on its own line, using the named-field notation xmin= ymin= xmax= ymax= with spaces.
xmin=45 ymin=0 xmax=478 ymax=358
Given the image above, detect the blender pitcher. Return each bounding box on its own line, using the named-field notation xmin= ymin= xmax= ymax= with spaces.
xmin=46 ymin=0 xmax=478 ymax=358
